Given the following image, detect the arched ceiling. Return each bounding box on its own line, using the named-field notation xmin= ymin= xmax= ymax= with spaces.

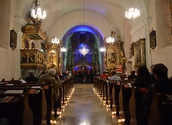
xmin=17 ymin=0 xmax=149 ymax=40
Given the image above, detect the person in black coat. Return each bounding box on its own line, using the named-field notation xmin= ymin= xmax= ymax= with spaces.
xmin=25 ymin=70 xmax=41 ymax=125
xmin=144 ymin=63 xmax=172 ymax=124
xmin=128 ymin=70 xmax=137 ymax=79
xmin=151 ymin=64 xmax=172 ymax=92
xmin=134 ymin=65 xmax=152 ymax=125
xmin=25 ymin=70 xmax=38 ymax=82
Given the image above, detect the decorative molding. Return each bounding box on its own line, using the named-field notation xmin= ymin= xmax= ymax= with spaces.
xmin=21 ymin=24 xmax=47 ymax=40
xmin=20 ymin=49 xmax=44 ymax=69
xmin=130 ymin=17 xmax=152 ymax=36
xmin=15 ymin=17 xmax=27 ymax=26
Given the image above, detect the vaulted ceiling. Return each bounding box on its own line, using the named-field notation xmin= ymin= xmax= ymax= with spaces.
xmin=16 ymin=0 xmax=151 ymax=40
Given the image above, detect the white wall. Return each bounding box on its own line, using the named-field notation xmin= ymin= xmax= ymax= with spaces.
xmin=0 ymin=0 xmax=22 ymax=80
xmin=149 ymin=0 xmax=172 ymax=77
xmin=1 ymin=0 xmax=172 ymax=79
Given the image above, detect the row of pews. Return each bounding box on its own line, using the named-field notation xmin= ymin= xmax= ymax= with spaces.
xmin=93 ymin=77 xmax=172 ymax=125
xmin=0 ymin=77 xmax=74 ymax=125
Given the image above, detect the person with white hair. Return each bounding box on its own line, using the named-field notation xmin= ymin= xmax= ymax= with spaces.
xmin=37 ymin=68 xmax=62 ymax=125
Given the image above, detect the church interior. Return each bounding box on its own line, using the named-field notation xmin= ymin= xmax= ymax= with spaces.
xmin=1 ymin=0 xmax=172 ymax=79
xmin=0 ymin=0 xmax=172 ymax=125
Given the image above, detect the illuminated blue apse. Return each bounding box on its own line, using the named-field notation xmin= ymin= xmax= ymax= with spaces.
xmin=62 ymin=25 xmax=105 ymax=73
xmin=63 ymin=25 xmax=104 ymax=46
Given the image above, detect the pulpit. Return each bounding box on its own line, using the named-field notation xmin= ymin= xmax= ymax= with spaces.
xmin=20 ymin=49 xmax=44 ymax=79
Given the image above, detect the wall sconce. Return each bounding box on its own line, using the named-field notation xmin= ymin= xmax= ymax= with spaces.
xmin=60 ymin=47 xmax=67 ymax=52
xmin=51 ymin=37 xmax=60 ymax=45
xmin=99 ymin=47 xmax=106 ymax=52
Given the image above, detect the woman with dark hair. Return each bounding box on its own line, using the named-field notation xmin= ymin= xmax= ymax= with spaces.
xmin=151 ymin=63 xmax=172 ymax=92
xmin=128 ymin=70 xmax=137 ymax=79
xmin=134 ymin=65 xmax=152 ymax=88
xmin=134 ymin=65 xmax=152 ymax=125
xmin=144 ymin=63 xmax=172 ymax=125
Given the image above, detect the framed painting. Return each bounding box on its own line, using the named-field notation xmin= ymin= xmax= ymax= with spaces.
xmin=10 ymin=30 xmax=17 ymax=49
xmin=106 ymin=45 xmax=118 ymax=69
xmin=149 ymin=30 xmax=156 ymax=49
xmin=134 ymin=39 xmax=146 ymax=67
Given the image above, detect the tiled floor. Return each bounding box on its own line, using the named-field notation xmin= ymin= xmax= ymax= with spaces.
xmin=49 ymin=84 xmax=121 ymax=125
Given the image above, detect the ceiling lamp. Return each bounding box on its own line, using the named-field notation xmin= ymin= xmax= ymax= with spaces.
xmin=60 ymin=47 xmax=67 ymax=52
xmin=125 ymin=7 xmax=140 ymax=20
xmin=51 ymin=37 xmax=60 ymax=44
xmin=31 ymin=0 xmax=47 ymax=20
xmin=106 ymin=0 xmax=115 ymax=44
xmin=100 ymin=47 xmax=106 ymax=52
xmin=79 ymin=47 xmax=89 ymax=56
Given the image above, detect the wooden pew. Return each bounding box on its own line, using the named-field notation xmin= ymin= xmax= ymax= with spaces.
xmin=102 ymin=80 xmax=108 ymax=105
xmin=129 ymin=85 xmax=137 ymax=125
xmin=0 ymin=86 xmax=27 ymax=125
xmin=120 ymin=79 xmax=136 ymax=125
xmin=0 ymin=77 xmax=74 ymax=125
xmin=1 ymin=78 xmax=22 ymax=84
xmin=108 ymin=80 xmax=122 ymax=116
xmin=0 ymin=82 xmax=42 ymax=125
xmin=148 ymin=86 xmax=172 ymax=125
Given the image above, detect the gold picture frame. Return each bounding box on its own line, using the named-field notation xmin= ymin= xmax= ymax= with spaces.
xmin=10 ymin=30 xmax=17 ymax=49
xmin=134 ymin=39 xmax=146 ymax=67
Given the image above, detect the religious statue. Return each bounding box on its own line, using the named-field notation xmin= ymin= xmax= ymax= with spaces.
xmin=120 ymin=49 xmax=126 ymax=66
xmin=108 ymin=53 xmax=116 ymax=69
xmin=31 ymin=42 xmax=35 ymax=49
xmin=24 ymin=39 xmax=29 ymax=49
xmin=111 ymin=30 xmax=116 ymax=37
xmin=29 ymin=54 xmax=35 ymax=63
xmin=21 ymin=54 xmax=27 ymax=63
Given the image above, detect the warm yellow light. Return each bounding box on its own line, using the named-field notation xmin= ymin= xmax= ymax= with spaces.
xmin=31 ymin=7 xmax=47 ymax=20
xmin=125 ymin=8 xmax=140 ymax=20
xmin=60 ymin=47 xmax=67 ymax=52
xmin=106 ymin=37 xmax=115 ymax=43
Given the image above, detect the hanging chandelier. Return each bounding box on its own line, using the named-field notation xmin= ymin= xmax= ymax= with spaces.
xmin=79 ymin=47 xmax=89 ymax=56
xmin=60 ymin=47 xmax=67 ymax=52
xmin=125 ymin=8 xmax=140 ymax=20
xmin=51 ymin=37 xmax=60 ymax=44
xmin=31 ymin=0 xmax=47 ymax=20
xmin=106 ymin=0 xmax=115 ymax=44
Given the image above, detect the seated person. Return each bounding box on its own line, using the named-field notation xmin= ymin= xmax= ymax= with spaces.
xmin=153 ymin=64 xmax=172 ymax=92
xmin=100 ymin=71 xmax=108 ymax=79
xmin=38 ymin=68 xmax=62 ymax=125
xmin=133 ymin=65 xmax=152 ymax=125
xmin=144 ymin=63 xmax=172 ymax=122
xmin=108 ymin=70 xmax=121 ymax=82
xmin=128 ymin=70 xmax=137 ymax=79
xmin=25 ymin=70 xmax=38 ymax=82
xmin=134 ymin=66 xmax=152 ymax=89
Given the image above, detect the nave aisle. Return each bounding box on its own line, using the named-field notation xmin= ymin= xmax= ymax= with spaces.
xmin=49 ymin=84 xmax=121 ymax=125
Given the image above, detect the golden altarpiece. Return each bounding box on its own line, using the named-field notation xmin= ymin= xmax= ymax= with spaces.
xmin=104 ymin=35 xmax=126 ymax=73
